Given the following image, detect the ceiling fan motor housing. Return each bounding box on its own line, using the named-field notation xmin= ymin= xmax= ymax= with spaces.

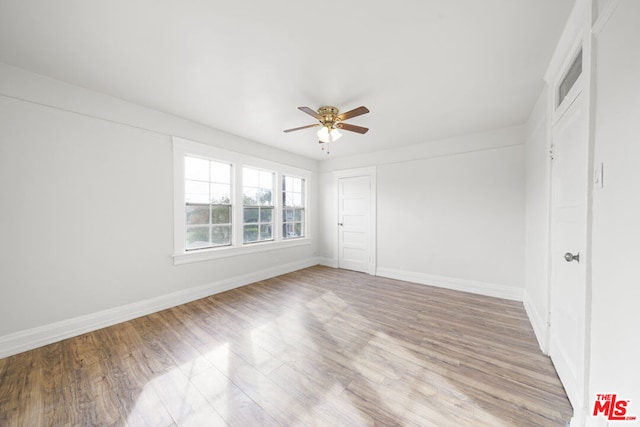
xmin=318 ymin=106 xmax=340 ymax=127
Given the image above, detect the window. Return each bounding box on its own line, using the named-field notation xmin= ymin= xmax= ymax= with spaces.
xmin=243 ymin=167 xmax=274 ymax=243
xmin=184 ymin=156 xmax=232 ymax=250
xmin=173 ymin=137 xmax=311 ymax=264
xmin=282 ymin=175 xmax=305 ymax=239
xmin=558 ymin=49 xmax=582 ymax=107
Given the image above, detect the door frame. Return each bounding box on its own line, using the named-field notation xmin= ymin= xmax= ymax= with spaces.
xmin=543 ymin=4 xmax=595 ymax=423
xmin=548 ymin=83 xmax=588 ymax=411
xmin=333 ymin=167 xmax=377 ymax=275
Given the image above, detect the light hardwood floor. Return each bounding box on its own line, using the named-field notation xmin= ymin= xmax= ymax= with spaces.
xmin=0 ymin=266 xmax=572 ymax=426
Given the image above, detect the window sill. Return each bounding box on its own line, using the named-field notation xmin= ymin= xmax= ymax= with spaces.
xmin=172 ymin=238 xmax=311 ymax=265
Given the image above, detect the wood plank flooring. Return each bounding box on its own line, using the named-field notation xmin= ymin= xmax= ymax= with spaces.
xmin=0 ymin=266 xmax=572 ymax=426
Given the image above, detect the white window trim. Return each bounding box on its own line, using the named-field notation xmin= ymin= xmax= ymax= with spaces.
xmin=172 ymin=136 xmax=311 ymax=265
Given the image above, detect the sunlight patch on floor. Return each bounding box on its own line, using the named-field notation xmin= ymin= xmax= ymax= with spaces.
xmin=127 ymin=364 xmax=227 ymax=426
xmin=301 ymin=291 xmax=514 ymax=426
xmin=204 ymin=342 xmax=231 ymax=375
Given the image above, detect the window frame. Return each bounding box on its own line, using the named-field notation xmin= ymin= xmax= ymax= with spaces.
xmin=242 ymin=166 xmax=275 ymax=244
xmin=552 ymin=41 xmax=584 ymax=124
xmin=556 ymin=48 xmax=583 ymax=109
xmin=184 ymin=156 xmax=233 ymax=251
xmin=282 ymin=174 xmax=306 ymax=240
xmin=172 ymin=137 xmax=311 ymax=265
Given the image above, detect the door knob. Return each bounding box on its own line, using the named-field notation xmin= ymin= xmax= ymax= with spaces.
xmin=338 ymin=223 xmax=344 ymax=226
xmin=564 ymin=252 xmax=580 ymax=263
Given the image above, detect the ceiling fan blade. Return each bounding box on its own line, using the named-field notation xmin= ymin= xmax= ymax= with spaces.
xmin=337 ymin=122 xmax=369 ymax=134
xmin=337 ymin=106 xmax=369 ymax=121
xmin=283 ymin=123 xmax=320 ymax=133
xmin=298 ymin=106 xmax=322 ymax=120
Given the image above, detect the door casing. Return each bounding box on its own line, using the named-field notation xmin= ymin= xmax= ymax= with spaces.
xmin=546 ymin=36 xmax=593 ymax=424
xmin=333 ymin=167 xmax=376 ymax=274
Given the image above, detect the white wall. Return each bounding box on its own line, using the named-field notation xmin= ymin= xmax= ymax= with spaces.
xmin=319 ymin=126 xmax=526 ymax=300
xmin=521 ymin=2 xmax=640 ymax=423
xmin=523 ymin=88 xmax=552 ymax=350
xmin=588 ymin=0 xmax=640 ymax=419
xmin=0 ymin=63 xmax=319 ymax=357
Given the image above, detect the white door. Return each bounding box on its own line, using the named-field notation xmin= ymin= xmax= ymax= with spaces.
xmin=549 ymin=91 xmax=589 ymax=413
xmin=338 ymin=175 xmax=371 ymax=273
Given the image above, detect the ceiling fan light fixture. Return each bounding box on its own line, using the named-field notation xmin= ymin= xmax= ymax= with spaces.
xmin=317 ymin=126 xmax=329 ymax=142
xmin=317 ymin=126 xmax=342 ymax=143
xmin=285 ymin=105 xmax=369 ymax=151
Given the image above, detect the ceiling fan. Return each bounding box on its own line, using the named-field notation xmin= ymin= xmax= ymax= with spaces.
xmin=283 ymin=106 xmax=370 ymax=152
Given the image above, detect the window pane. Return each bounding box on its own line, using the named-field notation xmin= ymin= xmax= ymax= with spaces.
xmin=185 ymin=180 xmax=210 ymax=203
xmin=244 ymin=207 xmax=259 ymax=223
xmin=283 ymin=208 xmax=293 ymax=221
xmin=260 ymin=207 xmax=273 ymax=223
xmin=185 ymin=157 xmax=209 ymax=181
xmin=243 ymin=188 xmax=258 ymax=205
xmin=211 ymin=183 xmax=230 ymax=197
xmin=259 ymin=171 xmax=273 ymax=188
xmin=558 ymin=49 xmax=582 ymax=107
xmin=243 ymin=168 xmax=259 ymax=187
xmin=211 ymin=194 xmax=230 ymax=204
xmin=244 ymin=225 xmax=259 ymax=242
xmin=186 ymin=205 xmax=210 ymax=225
xmin=211 ymin=162 xmax=231 ymax=184
xmin=292 ymin=193 xmax=302 ymax=206
xmin=284 ymin=176 xmax=292 ymax=191
xmin=293 ymin=177 xmax=302 ymax=193
xmin=211 ymin=205 xmax=230 ymax=224
xmin=186 ymin=226 xmax=210 ymax=250
xmin=258 ymin=189 xmax=273 ymax=206
xmin=259 ymin=224 xmax=273 ymax=240
xmin=294 ymin=208 xmax=303 ymax=222
xmin=211 ymin=225 xmax=231 ymax=245
xmin=283 ymin=223 xmax=302 ymax=239
xmin=211 ymin=183 xmax=230 ymax=202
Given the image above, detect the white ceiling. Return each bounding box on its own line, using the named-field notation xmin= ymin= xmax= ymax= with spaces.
xmin=0 ymin=0 xmax=574 ymax=160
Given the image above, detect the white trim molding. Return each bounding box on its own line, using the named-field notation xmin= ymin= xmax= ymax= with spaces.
xmin=0 ymin=258 xmax=320 ymax=359
xmin=544 ymin=0 xmax=589 ymax=85
xmin=376 ymin=267 xmax=524 ymax=302
xmin=317 ymin=257 xmax=338 ymax=268
xmin=592 ymin=0 xmax=622 ymax=35
xmin=173 ymin=238 xmax=312 ymax=265
xmin=523 ymin=290 xmax=550 ymax=354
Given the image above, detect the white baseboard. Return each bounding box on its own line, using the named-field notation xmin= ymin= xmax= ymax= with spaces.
xmin=0 ymin=258 xmax=319 ymax=359
xmin=523 ymin=290 xmax=549 ymax=354
xmin=317 ymin=257 xmax=338 ymax=268
xmin=376 ymin=267 xmax=524 ymax=301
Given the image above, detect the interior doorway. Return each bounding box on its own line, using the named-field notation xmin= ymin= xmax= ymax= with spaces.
xmin=548 ymin=48 xmax=589 ymax=417
xmin=335 ymin=168 xmax=376 ymax=274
